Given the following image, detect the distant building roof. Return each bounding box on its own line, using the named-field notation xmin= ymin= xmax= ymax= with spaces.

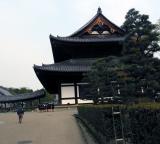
xmin=0 ymin=89 xmax=45 ymax=103
xmin=0 ymin=86 xmax=13 ymax=96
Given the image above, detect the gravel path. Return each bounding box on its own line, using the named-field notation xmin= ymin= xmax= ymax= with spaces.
xmin=0 ymin=108 xmax=86 ymax=144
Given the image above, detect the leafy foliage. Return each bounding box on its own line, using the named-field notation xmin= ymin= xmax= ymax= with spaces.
xmin=40 ymin=92 xmax=55 ymax=103
xmin=156 ymin=19 xmax=160 ymax=40
xmin=8 ymin=87 xmax=33 ymax=95
xmin=82 ymin=57 xmax=116 ymax=103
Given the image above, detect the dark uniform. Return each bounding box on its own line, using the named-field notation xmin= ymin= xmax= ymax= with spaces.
xmin=17 ymin=108 xmax=24 ymax=124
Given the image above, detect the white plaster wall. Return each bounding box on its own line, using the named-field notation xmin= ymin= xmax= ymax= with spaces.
xmin=61 ymin=85 xmax=93 ymax=104
xmin=61 ymin=86 xmax=74 ymax=98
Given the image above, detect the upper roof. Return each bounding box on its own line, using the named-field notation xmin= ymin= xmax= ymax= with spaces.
xmin=49 ymin=8 xmax=126 ymax=63
xmin=69 ymin=7 xmax=125 ymax=37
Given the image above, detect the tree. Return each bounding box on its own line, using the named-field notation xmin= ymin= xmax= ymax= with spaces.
xmin=156 ymin=19 xmax=160 ymax=40
xmin=122 ymin=8 xmax=160 ymax=57
xmin=8 ymin=87 xmax=33 ymax=95
xmin=82 ymin=56 xmax=131 ymax=103
xmin=82 ymin=58 xmax=111 ymax=104
xmin=40 ymin=92 xmax=55 ymax=103
xmin=81 ymin=9 xmax=160 ymax=104
xmin=82 ymin=56 xmax=160 ymax=103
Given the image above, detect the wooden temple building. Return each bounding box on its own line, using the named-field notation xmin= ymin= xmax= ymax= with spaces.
xmin=34 ymin=8 xmax=127 ymax=105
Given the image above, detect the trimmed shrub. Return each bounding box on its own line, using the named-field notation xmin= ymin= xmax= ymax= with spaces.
xmin=77 ymin=103 xmax=160 ymax=144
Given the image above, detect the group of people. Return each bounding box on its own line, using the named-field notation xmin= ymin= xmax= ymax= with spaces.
xmin=38 ymin=103 xmax=54 ymax=112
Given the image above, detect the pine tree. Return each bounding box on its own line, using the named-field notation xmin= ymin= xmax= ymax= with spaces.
xmin=156 ymin=19 xmax=160 ymax=40
xmin=122 ymin=8 xmax=160 ymax=57
xmin=82 ymin=9 xmax=160 ymax=103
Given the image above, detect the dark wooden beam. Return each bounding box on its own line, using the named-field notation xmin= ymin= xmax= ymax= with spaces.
xmin=38 ymin=98 xmax=41 ymax=104
xmin=21 ymin=101 xmax=24 ymax=108
xmin=74 ymin=82 xmax=78 ymax=104
xmin=61 ymin=84 xmax=74 ymax=87
xmin=62 ymin=97 xmax=76 ymax=100
xmin=58 ymin=82 xmax=62 ymax=105
xmin=4 ymin=103 xmax=6 ymax=111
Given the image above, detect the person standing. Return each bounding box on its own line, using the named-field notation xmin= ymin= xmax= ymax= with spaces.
xmin=16 ymin=107 xmax=24 ymax=124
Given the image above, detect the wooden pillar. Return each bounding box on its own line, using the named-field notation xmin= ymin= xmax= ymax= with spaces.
xmin=0 ymin=103 xmax=3 ymax=112
xmin=74 ymin=82 xmax=78 ymax=104
xmin=38 ymin=98 xmax=41 ymax=104
xmin=31 ymin=101 xmax=33 ymax=109
xmin=4 ymin=103 xmax=6 ymax=111
xmin=58 ymin=83 xmax=62 ymax=105
xmin=14 ymin=103 xmax=16 ymax=111
xmin=21 ymin=101 xmax=24 ymax=108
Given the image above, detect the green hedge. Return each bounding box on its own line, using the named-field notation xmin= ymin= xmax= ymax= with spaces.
xmin=77 ymin=103 xmax=160 ymax=144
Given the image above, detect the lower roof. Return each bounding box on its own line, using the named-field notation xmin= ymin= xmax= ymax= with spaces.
xmin=34 ymin=59 xmax=97 ymax=94
xmin=0 ymin=89 xmax=45 ymax=103
xmin=34 ymin=58 xmax=96 ymax=73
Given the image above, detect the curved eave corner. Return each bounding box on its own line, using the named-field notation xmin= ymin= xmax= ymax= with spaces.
xmin=50 ymin=34 xmax=59 ymax=42
xmin=33 ymin=65 xmax=58 ymax=94
xmin=33 ymin=65 xmax=45 ymax=91
xmin=33 ymin=65 xmax=46 ymax=82
xmin=33 ymin=65 xmax=44 ymax=87
xmin=49 ymin=34 xmax=64 ymax=43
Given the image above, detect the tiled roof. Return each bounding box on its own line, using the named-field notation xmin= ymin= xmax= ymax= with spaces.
xmin=50 ymin=35 xmax=126 ymax=43
xmin=0 ymin=89 xmax=45 ymax=103
xmin=0 ymin=86 xmax=13 ymax=96
xmin=34 ymin=59 xmax=96 ymax=72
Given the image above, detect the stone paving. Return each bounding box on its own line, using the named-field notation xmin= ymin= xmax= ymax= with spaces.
xmin=0 ymin=108 xmax=86 ymax=144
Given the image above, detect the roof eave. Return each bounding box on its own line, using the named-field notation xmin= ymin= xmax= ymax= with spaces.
xmin=50 ymin=34 xmax=126 ymax=43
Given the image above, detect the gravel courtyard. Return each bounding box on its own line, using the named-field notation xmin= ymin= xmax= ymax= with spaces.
xmin=0 ymin=108 xmax=86 ymax=144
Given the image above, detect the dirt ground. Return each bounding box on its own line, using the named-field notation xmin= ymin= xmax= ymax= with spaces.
xmin=0 ymin=108 xmax=86 ymax=144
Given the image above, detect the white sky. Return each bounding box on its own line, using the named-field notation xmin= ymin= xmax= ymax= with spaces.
xmin=0 ymin=0 xmax=159 ymax=90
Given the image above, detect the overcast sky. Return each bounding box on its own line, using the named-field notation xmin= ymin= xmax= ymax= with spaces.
xmin=0 ymin=0 xmax=159 ymax=90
